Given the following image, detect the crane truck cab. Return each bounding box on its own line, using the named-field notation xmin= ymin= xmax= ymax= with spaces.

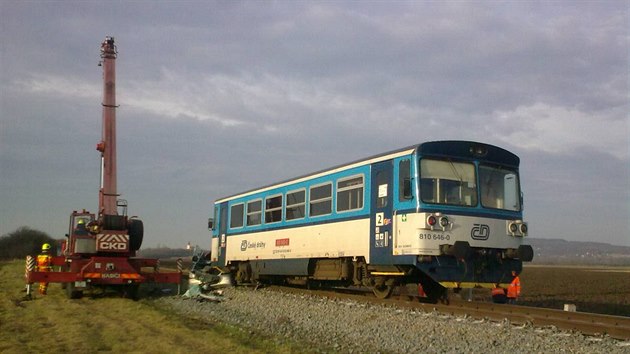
xmin=63 ymin=209 xmax=144 ymax=256
xmin=62 ymin=210 xmax=96 ymax=255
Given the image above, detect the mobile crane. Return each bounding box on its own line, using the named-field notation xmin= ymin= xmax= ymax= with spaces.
xmin=25 ymin=37 xmax=182 ymax=299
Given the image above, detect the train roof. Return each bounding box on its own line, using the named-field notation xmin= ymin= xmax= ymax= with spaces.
xmin=215 ymin=140 xmax=519 ymax=203
xmin=417 ymin=140 xmax=520 ymax=166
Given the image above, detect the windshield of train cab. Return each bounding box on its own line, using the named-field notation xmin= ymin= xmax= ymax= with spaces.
xmin=419 ymin=159 xmax=521 ymax=211
xmin=479 ymin=164 xmax=521 ymax=211
xmin=419 ymin=158 xmax=477 ymax=207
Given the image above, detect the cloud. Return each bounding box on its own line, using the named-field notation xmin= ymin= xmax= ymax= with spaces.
xmin=1 ymin=1 xmax=628 ymax=247
xmin=13 ymin=75 xmax=99 ymax=100
xmin=490 ymin=103 xmax=628 ymax=160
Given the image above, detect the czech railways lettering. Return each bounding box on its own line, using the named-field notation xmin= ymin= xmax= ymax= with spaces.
xmin=240 ymin=240 xmax=267 ymax=251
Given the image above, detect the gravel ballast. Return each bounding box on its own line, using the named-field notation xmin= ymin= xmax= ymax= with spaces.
xmin=157 ymin=287 xmax=629 ymax=353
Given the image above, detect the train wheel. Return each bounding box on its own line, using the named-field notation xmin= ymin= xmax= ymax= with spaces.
xmin=235 ymin=262 xmax=251 ymax=284
xmin=372 ymin=278 xmax=395 ymax=299
xmin=373 ymin=284 xmax=393 ymax=299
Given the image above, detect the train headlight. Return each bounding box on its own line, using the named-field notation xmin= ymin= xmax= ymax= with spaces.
xmin=507 ymin=220 xmax=527 ymax=237
xmin=470 ymin=145 xmax=488 ymax=157
xmin=427 ymin=215 xmax=437 ymax=227
xmin=509 ymin=222 xmax=518 ymax=234
xmin=439 ymin=216 xmax=449 ymax=228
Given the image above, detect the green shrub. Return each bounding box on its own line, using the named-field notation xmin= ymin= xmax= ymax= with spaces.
xmin=0 ymin=226 xmax=58 ymax=260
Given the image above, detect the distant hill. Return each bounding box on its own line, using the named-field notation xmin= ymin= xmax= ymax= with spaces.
xmin=528 ymin=238 xmax=630 ymax=265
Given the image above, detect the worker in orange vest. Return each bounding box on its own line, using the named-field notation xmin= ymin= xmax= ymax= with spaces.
xmin=506 ymin=270 xmax=521 ymax=304
xmin=37 ymin=243 xmax=53 ymax=295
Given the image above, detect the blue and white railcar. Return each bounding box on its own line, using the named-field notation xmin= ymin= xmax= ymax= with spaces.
xmin=209 ymin=141 xmax=533 ymax=299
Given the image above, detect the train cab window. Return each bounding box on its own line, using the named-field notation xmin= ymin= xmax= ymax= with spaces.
xmin=337 ymin=175 xmax=364 ymax=212
xmin=479 ymin=165 xmax=521 ymax=211
xmin=309 ymin=183 xmax=332 ymax=217
xmin=286 ymin=189 xmax=306 ymax=220
xmin=230 ymin=203 xmax=244 ymax=228
xmin=398 ymin=159 xmax=412 ymax=201
xmin=419 ymin=158 xmax=477 ymax=207
xmin=210 ymin=206 xmax=219 ymax=231
xmin=265 ymin=195 xmax=283 ymax=223
xmin=246 ymin=200 xmax=262 ymax=226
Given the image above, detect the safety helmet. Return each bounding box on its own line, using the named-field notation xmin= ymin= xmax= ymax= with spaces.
xmin=77 ymin=219 xmax=86 ymax=225
xmin=42 ymin=243 xmax=51 ymax=251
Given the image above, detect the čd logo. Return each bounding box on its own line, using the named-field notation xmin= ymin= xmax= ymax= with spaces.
xmin=471 ymin=224 xmax=490 ymax=240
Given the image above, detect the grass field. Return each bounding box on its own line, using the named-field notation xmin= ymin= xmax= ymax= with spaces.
xmin=0 ymin=260 xmax=300 ymax=353
xmin=3 ymin=260 xmax=629 ymax=353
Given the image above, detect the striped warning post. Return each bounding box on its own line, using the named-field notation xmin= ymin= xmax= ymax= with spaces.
xmin=25 ymin=255 xmax=35 ymax=278
xmin=25 ymin=255 xmax=35 ymax=296
xmin=176 ymin=258 xmax=183 ymax=295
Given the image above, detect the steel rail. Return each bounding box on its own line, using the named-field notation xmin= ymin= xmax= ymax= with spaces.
xmin=263 ymin=285 xmax=630 ymax=341
xmin=423 ymin=299 xmax=630 ymax=340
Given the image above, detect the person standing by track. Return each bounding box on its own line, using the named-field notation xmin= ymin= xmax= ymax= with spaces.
xmin=506 ymin=270 xmax=521 ymax=304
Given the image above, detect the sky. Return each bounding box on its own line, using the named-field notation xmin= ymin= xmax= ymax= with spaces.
xmin=1 ymin=1 xmax=628 ymax=248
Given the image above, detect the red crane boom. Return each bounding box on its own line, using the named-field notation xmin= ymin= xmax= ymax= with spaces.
xmin=97 ymin=37 xmax=118 ymax=216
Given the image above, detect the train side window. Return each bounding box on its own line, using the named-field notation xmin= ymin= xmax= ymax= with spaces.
xmin=310 ymin=183 xmax=332 ymax=217
xmin=376 ymin=171 xmax=388 ymax=208
xmin=286 ymin=189 xmax=306 ymax=221
xmin=398 ymin=159 xmax=412 ymax=201
xmin=230 ymin=203 xmax=244 ymax=228
xmin=337 ymin=175 xmax=364 ymax=212
xmin=265 ymin=194 xmax=283 ymax=223
xmin=246 ymin=199 xmax=262 ymax=226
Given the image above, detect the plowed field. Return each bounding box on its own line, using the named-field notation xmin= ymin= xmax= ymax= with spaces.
xmin=517 ymin=265 xmax=630 ymax=317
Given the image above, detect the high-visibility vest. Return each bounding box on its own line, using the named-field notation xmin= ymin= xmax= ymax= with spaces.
xmin=36 ymin=254 xmax=52 ymax=271
xmin=507 ymin=276 xmax=521 ymax=298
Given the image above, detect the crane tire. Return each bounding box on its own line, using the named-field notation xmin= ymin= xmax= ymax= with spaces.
xmin=128 ymin=219 xmax=144 ymax=251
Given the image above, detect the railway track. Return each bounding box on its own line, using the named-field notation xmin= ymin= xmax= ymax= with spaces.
xmin=264 ymin=285 xmax=630 ymax=341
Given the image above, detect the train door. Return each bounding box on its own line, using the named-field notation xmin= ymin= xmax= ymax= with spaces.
xmin=218 ymin=202 xmax=228 ymax=266
xmin=370 ymin=160 xmax=394 ymax=264
xmin=210 ymin=206 xmax=220 ymax=263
